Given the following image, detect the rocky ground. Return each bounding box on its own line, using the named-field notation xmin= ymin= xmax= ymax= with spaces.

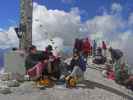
xmin=0 ymin=58 xmax=133 ymax=100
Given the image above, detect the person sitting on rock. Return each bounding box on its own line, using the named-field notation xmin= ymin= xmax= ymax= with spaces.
xmin=43 ymin=52 xmax=61 ymax=80
xmin=25 ymin=45 xmax=49 ymax=80
xmin=65 ymin=50 xmax=86 ymax=82
xmin=42 ymin=45 xmax=61 ymax=81
xmin=124 ymin=75 xmax=133 ymax=91
xmin=115 ymin=63 xmax=129 ymax=84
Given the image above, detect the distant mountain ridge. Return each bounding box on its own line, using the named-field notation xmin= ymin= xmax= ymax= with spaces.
xmin=0 ymin=48 xmax=11 ymax=69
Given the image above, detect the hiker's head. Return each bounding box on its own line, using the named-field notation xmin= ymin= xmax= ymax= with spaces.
xmin=29 ymin=45 xmax=37 ymax=54
xmin=46 ymin=45 xmax=53 ymax=52
xmin=102 ymin=41 xmax=105 ymax=44
xmin=73 ymin=50 xmax=80 ymax=59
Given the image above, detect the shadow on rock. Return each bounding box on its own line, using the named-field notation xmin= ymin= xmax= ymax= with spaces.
xmin=77 ymin=80 xmax=133 ymax=100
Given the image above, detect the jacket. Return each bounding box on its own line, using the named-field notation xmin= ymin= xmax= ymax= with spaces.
xmin=25 ymin=51 xmax=45 ymax=70
xmin=82 ymin=38 xmax=91 ymax=53
xmin=111 ymin=49 xmax=123 ymax=60
xmin=70 ymin=57 xmax=86 ymax=72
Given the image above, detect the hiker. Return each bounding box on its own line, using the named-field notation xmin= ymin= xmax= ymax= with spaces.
xmin=102 ymin=41 xmax=107 ymax=58
xmin=93 ymin=47 xmax=106 ymax=64
xmin=115 ymin=63 xmax=129 ymax=84
xmin=43 ymin=45 xmax=61 ymax=80
xmin=25 ymin=45 xmax=49 ymax=80
xmin=109 ymin=47 xmax=123 ymax=64
xmin=124 ymin=75 xmax=133 ymax=91
xmin=106 ymin=66 xmax=115 ymax=80
xmin=66 ymin=50 xmax=86 ymax=82
xmin=47 ymin=52 xmax=61 ymax=80
xmin=92 ymin=40 xmax=97 ymax=57
xmin=73 ymin=38 xmax=82 ymax=53
xmin=44 ymin=45 xmax=53 ymax=57
xmin=82 ymin=38 xmax=91 ymax=60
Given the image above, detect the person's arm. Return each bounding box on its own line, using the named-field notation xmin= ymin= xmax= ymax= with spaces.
xmin=70 ymin=59 xmax=75 ymax=67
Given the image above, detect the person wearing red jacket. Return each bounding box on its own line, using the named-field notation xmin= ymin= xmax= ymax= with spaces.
xmin=82 ymin=38 xmax=91 ymax=59
xmin=73 ymin=38 xmax=82 ymax=53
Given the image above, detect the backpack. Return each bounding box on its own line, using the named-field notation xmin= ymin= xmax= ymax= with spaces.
xmin=79 ymin=57 xmax=86 ymax=71
xmin=114 ymin=49 xmax=123 ymax=60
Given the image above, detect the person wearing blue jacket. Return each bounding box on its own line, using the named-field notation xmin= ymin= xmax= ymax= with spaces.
xmin=66 ymin=50 xmax=86 ymax=81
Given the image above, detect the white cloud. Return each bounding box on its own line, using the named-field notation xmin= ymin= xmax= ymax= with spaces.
xmin=0 ymin=27 xmax=18 ymax=48
xmin=111 ymin=3 xmax=122 ymax=13
xmin=32 ymin=3 xmax=84 ymax=47
xmin=86 ymin=14 xmax=124 ymax=39
xmin=128 ymin=13 xmax=133 ymax=26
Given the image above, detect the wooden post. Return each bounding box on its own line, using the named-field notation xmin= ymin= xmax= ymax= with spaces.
xmin=20 ymin=0 xmax=33 ymax=52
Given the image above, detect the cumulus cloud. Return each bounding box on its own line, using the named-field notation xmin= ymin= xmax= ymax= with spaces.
xmin=85 ymin=3 xmax=133 ymax=65
xmin=111 ymin=3 xmax=122 ymax=13
xmin=86 ymin=15 xmax=124 ymax=35
xmin=0 ymin=3 xmax=85 ymax=51
xmin=0 ymin=27 xmax=18 ymax=48
xmin=128 ymin=13 xmax=133 ymax=26
xmin=32 ymin=3 xmax=85 ymax=47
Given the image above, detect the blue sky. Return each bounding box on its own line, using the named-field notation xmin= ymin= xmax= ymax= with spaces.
xmin=0 ymin=0 xmax=133 ymax=29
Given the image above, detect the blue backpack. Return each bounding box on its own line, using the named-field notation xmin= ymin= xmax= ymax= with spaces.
xmin=79 ymin=57 xmax=87 ymax=72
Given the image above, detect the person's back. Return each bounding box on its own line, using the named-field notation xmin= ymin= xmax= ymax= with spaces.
xmin=102 ymin=41 xmax=107 ymax=50
xmin=82 ymin=38 xmax=91 ymax=52
xmin=25 ymin=46 xmax=44 ymax=70
xmin=111 ymin=49 xmax=123 ymax=60
xmin=74 ymin=38 xmax=80 ymax=52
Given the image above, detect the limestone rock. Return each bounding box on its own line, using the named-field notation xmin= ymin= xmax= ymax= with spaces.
xmin=0 ymin=86 xmax=11 ymax=94
xmin=7 ymin=80 xmax=20 ymax=87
